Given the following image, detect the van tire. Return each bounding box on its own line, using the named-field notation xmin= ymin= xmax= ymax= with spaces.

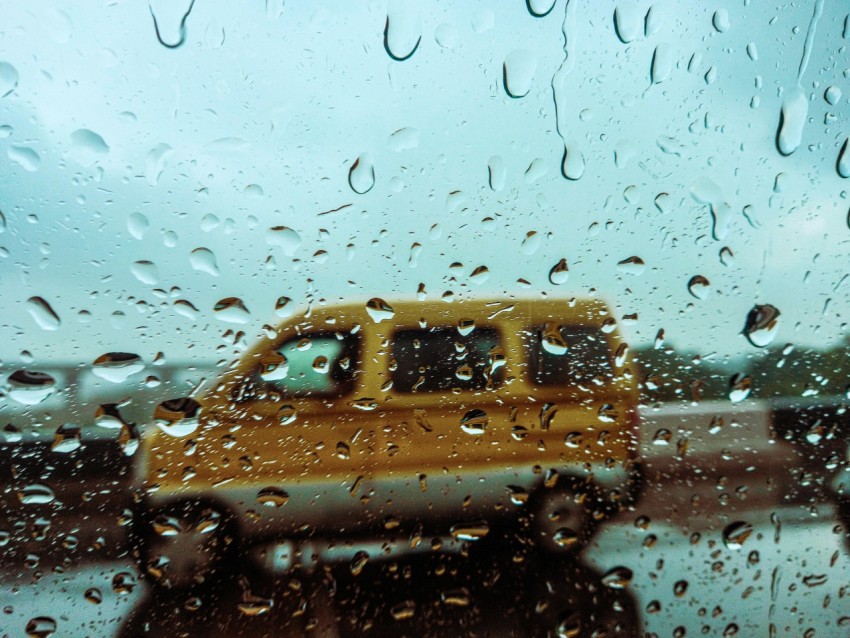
xmin=130 ymin=498 xmax=239 ymax=591
xmin=528 ymin=477 xmax=602 ymax=554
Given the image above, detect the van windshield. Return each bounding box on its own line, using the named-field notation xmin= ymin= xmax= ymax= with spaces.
xmin=392 ymin=327 xmax=504 ymax=393
xmin=525 ymin=324 xmax=613 ymax=387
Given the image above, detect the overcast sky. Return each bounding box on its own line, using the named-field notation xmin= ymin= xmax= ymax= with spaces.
xmin=0 ymin=0 xmax=848 ymax=368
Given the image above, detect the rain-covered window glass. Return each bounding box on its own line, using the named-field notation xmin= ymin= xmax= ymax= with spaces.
xmin=3 ymin=0 xmax=850 ymax=636
xmin=392 ymin=327 xmax=503 ymax=392
xmin=525 ymin=324 xmax=614 ymax=386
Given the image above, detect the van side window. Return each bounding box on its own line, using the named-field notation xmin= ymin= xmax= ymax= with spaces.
xmin=392 ymin=327 xmax=504 ymax=392
xmin=243 ymin=332 xmax=360 ymax=399
xmin=526 ymin=324 xmax=613 ymax=386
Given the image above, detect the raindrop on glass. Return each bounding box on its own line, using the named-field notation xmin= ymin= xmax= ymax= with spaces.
xmin=26 ymin=297 xmax=61 ymax=331
xmin=214 ymin=297 xmax=251 ymax=324
xmin=503 ymin=50 xmax=537 ymax=98
xmin=742 ymin=304 xmax=780 ymax=347
xmin=92 ymin=352 xmax=144 ymax=383
xmin=383 ymin=1 xmax=421 ymax=61
xmin=348 ymin=154 xmax=375 ymax=194
xmin=549 ymin=258 xmax=569 ymax=285
xmin=0 ymin=62 xmax=19 ymax=98
xmin=190 ymin=247 xmax=220 ymax=276
xmin=722 ymin=520 xmax=753 ymax=549
xmin=365 ymin=298 xmax=395 ymax=323
xmin=687 ymin=275 xmax=710 ymax=299
xmin=614 ymin=3 xmax=643 ymax=43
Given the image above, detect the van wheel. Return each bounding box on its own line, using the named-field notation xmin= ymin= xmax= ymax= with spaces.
xmin=132 ymin=499 xmax=239 ymax=590
xmin=528 ymin=478 xmax=602 ymax=554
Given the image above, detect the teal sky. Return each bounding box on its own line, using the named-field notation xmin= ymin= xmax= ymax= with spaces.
xmin=1 ymin=0 xmax=848 ymax=367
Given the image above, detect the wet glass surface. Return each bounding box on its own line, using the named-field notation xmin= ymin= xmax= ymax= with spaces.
xmin=1 ymin=1 xmax=850 ymax=636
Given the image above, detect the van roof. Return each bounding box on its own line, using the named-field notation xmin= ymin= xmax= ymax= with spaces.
xmin=290 ymin=296 xmax=615 ymax=330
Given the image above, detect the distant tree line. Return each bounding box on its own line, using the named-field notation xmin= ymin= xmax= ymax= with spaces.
xmin=633 ymin=337 xmax=850 ymax=403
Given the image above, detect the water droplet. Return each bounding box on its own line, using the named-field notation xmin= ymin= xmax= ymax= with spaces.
xmin=652 ymin=429 xmax=672 ymax=446
xmin=257 ymin=487 xmax=289 ymax=508
xmin=265 ymin=226 xmax=301 ymax=256
xmin=348 ymin=154 xmax=375 ymax=194
xmin=278 ymin=405 xmax=297 ymax=425
xmin=457 ymin=318 xmax=476 ymax=337
xmin=8 ymin=370 xmax=56 ymax=405
xmin=824 ymin=85 xmax=842 ymax=106
xmin=350 ymin=550 xmax=369 ymax=576
xmin=0 ymin=62 xmax=19 ymax=98
xmin=434 ymin=23 xmax=459 ymax=48
xmin=524 ymin=158 xmax=548 ymax=183
xmin=527 ymin=0 xmax=556 ymax=17
xmin=148 ymin=0 xmax=197 ymax=49
xmin=145 ymin=143 xmax=172 ymax=185
xmin=449 ymin=521 xmax=489 ymax=541
xmin=691 ymin=177 xmax=733 ymax=240
xmin=214 ymin=297 xmax=251 ymax=324
xmin=644 ymin=5 xmax=662 ymax=36
xmin=549 ymin=259 xmax=569 ymax=285
xmin=390 ymin=600 xmax=416 ymax=621
xmin=541 ymin=324 xmax=568 ymax=355
xmin=722 ymin=520 xmax=753 ymax=549
xmin=617 ymin=256 xmax=645 ymax=276
xmin=776 ymin=86 xmax=807 ymax=156
xmin=728 ymin=374 xmax=752 ymax=402
xmin=365 ymin=298 xmax=395 ymax=323
xmin=26 ymin=296 xmax=61 ymax=331
xmin=237 ymin=595 xmax=273 ymax=617
xmin=130 ymin=260 xmax=159 ymax=285
xmin=274 ymin=296 xmax=294 ymax=318
xmin=650 ymin=43 xmax=673 ymax=84
xmin=742 ymin=304 xmax=780 ymax=347
xmin=520 ymin=231 xmax=541 ymax=256
xmin=119 ymin=423 xmax=140 ymax=456
xmin=259 ymin=351 xmax=289 ymax=382
xmin=460 ymin=409 xmax=488 ymax=435
xmin=92 ymin=352 xmax=144 ymax=383
xmin=601 ymin=566 xmax=633 ymax=589
xmin=8 ymin=145 xmax=41 ymax=172
xmin=561 ymin=144 xmax=585 ymax=180
xmin=470 ymin=265 xmax=489 ymax=285
xmin=84 ymin=588 xmax=102 ymax=604
xmin=471 ymin=9 xmax=494 ymax=33
xmin=388 ymin=127 xmax=419 ymax=152
xmin=687 ymin=275 xmax=710 ymax=299
xmin=487 ymin=155 xmax=508 ymax=193
xmin=719 ymin=246 xmax=734 ymax=266
xmin=503 ymin=50 xmax=537 ymax=98
xmin=154 ymin=397 xmax=201 ymax=437
xmin=173 ymin=299 xmax=199 ymax=320
xmin=19 ymin=484 xmax=55 ymax=505
xmin=51 ymin=424 xmax=81 ymax=454
xmin=189 ymin=247 xmax=219 ymax=276
xmin=746 ymin=42 xmax=758 ymax=61
xmin=383 ymin=1 xmax=421 ymax=61
xmin=673 ymin=579 xmax=688 ymax=597
xmin=614 ymin=3 xmax=643 ymax=43
xmin=25 ymin=617 xmax=57 ymax=638
xmin=127 ymin=212 xmax=150 ymax=240
xmin=712 ymin=8 xmax=730 ymax=32
xmin=112 ymin=571 xmax=137 ymax=595
xmin=95 ymin=403 xmax=128 ymax=429
xmin=69 ymin=129 xmax=109 ymax=166
xmin=837 ymin=138 xmax=850 ymax=178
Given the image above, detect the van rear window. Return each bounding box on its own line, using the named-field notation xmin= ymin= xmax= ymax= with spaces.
xmin=525 ymin=324 xmax=613 ymax=387
xmin=392 ymin=327 xmax=504 ymax=393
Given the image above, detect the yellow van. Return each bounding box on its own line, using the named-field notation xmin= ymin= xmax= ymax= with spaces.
xmin=131 ymin=297 xmax=642 ymax=588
